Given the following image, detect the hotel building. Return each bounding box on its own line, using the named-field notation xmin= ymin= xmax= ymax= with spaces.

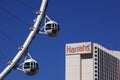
xmin=66 ymin=42 xmax=120 ymax=80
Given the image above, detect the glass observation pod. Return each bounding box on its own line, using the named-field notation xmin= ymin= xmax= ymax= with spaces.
xmin=22 ymin=59 xmax=39 ymax=76
xmin=44 ymin=21 xmax=60 ymax=37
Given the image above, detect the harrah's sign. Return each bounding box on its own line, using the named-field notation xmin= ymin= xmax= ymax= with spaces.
xmin=66 ymin=42 xmax=92 ymax=54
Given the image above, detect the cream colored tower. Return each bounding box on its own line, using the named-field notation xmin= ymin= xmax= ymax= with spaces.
xmin=66 ymin=42 xmax=120 ymax=80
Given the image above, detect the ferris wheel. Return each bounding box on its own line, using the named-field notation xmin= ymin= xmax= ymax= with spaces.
xmin=0 ymin=0 xmax=60 ymax=79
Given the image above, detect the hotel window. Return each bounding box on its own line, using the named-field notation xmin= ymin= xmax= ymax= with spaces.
xmin=95 ymin=78 xmax=97 ymax=80
xmin=95 ymin=47 xmax=97 ymax=49
xmin=95 ymin=66 xmax=97 ymax=68
xmin=95 ymin=51 xmax=97 ymax=53
xmin=95 ymin=74 xmax=97 ymax=76
xmin=95 ymin=70 xmax=97 ymax=73
xmin=95 ymin=54 xmax=97 ymax=57
xmin=95 ymin=58 xmax=97 ymax=61
xmin=95 ymin=62 xmax=97 ymax=65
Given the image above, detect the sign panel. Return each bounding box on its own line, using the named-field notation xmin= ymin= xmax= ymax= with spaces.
xmin=66 ymin=42 xmax=92 ymax=54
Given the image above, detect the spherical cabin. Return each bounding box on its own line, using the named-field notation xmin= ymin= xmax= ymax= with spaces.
xmin=22 ymin=59 xmax=39 ymax=76
xmin=44 ymin=21 xmax=60 ymax=37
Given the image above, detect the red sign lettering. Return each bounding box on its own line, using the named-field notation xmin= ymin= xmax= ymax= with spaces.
xmin=66 ymin=44 xmax=91 ymax=54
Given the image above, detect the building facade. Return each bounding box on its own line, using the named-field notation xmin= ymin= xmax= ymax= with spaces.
xmin=66 ymin=42 xmax=120 ymax=80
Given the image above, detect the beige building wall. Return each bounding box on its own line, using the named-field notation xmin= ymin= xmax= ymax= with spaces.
xmin=81 ymin=58 xmax=93 ymax=80
xmin=66 ymin=55 xmax=81 ymax=80
xmin=66 ymin=42 xmax=93 ymax=80
xmin=66 ymin=42 xmax=120 ymax=80
xmin=66 ymin=54 xmax=93 ymax=80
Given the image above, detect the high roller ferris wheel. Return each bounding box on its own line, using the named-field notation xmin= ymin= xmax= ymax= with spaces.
xmin=0 ymin=0 xmax=60 ymax=79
